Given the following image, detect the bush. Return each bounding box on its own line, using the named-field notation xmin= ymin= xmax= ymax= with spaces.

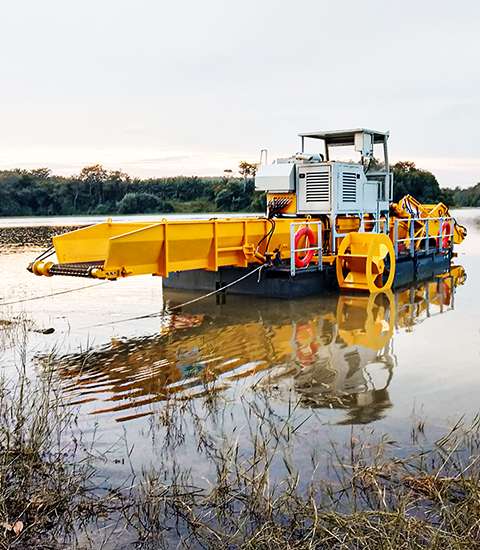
xmin=117 ymin=193 xmax=174 ymax=214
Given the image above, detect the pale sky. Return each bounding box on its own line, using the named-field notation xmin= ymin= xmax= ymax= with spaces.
xmin=1 ymin=0 xmax=479 ymax=187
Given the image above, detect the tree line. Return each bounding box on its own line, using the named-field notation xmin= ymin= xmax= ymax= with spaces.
xmin=0 ymin=163 xmax=265 ymax=217
xmin=0 ymin=160 xmax=477 ymax=217
xmin=390 ymin=161 xmax=480 ymax=207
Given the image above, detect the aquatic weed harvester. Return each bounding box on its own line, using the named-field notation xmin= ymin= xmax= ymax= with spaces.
xmin=28 ymin=129 xmax=466 ymax=297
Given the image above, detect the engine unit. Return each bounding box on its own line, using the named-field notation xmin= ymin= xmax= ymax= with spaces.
xmin=296 ymin=161 xmax=379 ymax=214
xmin=256 ymin=160 xmax=379 ymax=216
xmin=255 ymin=128 xmax=391 ymax=218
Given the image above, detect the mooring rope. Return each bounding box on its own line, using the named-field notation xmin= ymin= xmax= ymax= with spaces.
xmin=3 ymin=263 xmax=265 ymax=332
xmin=0 ymin=281 xmax=111 ymax=306
xmin=80 ymin=264 xmax=265 ymax=329
xmin=168 ymin=264 xmax=264 ymax=311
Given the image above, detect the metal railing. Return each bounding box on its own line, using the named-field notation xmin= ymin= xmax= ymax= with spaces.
xmin=332 ymin=218 xmax=388 ymax=254
xmin=290 ymin=221 xmax=322 ymax=276
xmin=393 ymin=217 xmax=454 ymax=258
xmin=331 ymin=215 xmax=388 ymax=254
xmin=358 ymin=216 xmax=388 ymax=234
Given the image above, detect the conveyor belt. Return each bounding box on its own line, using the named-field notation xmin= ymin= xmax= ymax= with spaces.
xmin=48 ymin=261 xmax=105 ymax=278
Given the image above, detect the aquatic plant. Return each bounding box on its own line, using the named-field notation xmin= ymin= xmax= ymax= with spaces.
xmin=3 ymin=312 xmax=480 ymax=549
xmin=0 ymin=318 xmax=117 ymax=549
xmin=121 ymin=393 xmax=480 ymax=549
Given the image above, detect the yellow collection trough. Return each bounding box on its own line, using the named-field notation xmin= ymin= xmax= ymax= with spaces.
xmin=32 ymin=217 xmax=319 ymax=280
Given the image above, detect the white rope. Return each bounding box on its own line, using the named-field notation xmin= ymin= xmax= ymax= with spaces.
xmin=80 ymin=264 xmax=265 ymax=329
xmin=168 ymin=264 xmax=264 ymax=311
xmin=0 ymin=281 xmax=110 ymax=306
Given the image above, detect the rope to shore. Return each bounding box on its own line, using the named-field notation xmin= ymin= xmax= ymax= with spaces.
xmin=2 ymin=264 xmax=264 ymax=331
xmin=169 ymin=264 xmax=264 ymax=311
xmin=81 ymin=264 xmax=265 ymax=329
xmin=0 ymin=281 xmax=111 ymax=306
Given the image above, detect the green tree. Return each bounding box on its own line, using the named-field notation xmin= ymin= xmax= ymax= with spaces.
xmin=238 ymin=161 xmax=259 ymax=179
xmin=29 ymin=168 xmax=52 ymax=179
xmin=215 ymin=181 xmax=252 ymax=211
xmin=78 ymin=164 xmax=108 ymax=206
xmin=391 ymin=161 xmax=443 ymax=204
xmin=452 ymin=182 xmax=480 ymax=207
xmin=117 ymin=193 xmax=174 ymax=214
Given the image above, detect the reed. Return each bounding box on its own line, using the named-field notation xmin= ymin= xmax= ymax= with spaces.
xmin=122 ymin=393 xmax=480 ymax=549
xmin=3 ymin=315 xmax=480 ymax=549
xmin=0 ymin=316 xmax=112 ymax=549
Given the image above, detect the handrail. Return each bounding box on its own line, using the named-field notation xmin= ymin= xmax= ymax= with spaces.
xmin=393 ymin=217 xmax=454 ymax=258
xmin=359 ymin=216 xmax=388 ymax=234
xmin=290 ymin=221 xmax=322 ymax=276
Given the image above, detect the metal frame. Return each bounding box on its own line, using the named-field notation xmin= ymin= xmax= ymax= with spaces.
xmin=290 ymin=221 xmax=323 ymax=277
xmin=331 ymin=214 xmax=388 ymax=255
xmin=299 ymin=128 xmax=391 ymax=204
xmin=393 ymin=217 xmax=454 ymax=258
xmin=358 ymin=215 xmax=388 ymax=234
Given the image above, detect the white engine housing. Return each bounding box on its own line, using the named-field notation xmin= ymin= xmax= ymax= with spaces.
xmin=255 ymin=160 xmax=380 ymax=216
xmin=297 ymin=162 xmax=378 ymax=214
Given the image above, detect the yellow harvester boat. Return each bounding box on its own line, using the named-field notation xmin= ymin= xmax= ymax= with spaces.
xmin=28 ymin=129 xmax=466 ymax=298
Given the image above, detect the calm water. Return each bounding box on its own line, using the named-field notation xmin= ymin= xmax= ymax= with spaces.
xmin=1 ymin=210 xmax=480 ymax=543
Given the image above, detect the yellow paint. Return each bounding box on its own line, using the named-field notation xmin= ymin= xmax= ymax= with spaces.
xmin=50 ymin=217 xmax=320 ymax=280
xmin=336 ymin=233 xmax=396 ymax=293
xmin=267 ymin=193 xmax=297 ymax=214
xmin=32 ymin=192 xmax=465 ymax=294
xmin=393 ymin=195 xmax=466 ymax=246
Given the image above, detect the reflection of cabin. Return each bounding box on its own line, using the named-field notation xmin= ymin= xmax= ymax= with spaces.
xmin=56 ymin=272 xmax=461 ymax=422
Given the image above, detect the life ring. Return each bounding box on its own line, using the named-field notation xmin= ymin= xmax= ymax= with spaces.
xmin=437 ymin=220 xmax=451 ymax=249
xmin=441 ymin=279 xmax=451 ymax=305
xmin=294 ymin=323 xmax=319 ymax=364
xmin=294 ymin=226 xmax=316 ymax=268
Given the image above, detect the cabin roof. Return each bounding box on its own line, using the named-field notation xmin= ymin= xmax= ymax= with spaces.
xmin=298 ymin=128 xmax=389 ymax=146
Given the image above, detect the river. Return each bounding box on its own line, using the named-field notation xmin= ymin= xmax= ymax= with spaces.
xmin=1 ymin=209 xmax=480 ymax=546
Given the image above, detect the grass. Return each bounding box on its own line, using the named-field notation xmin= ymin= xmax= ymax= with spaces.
xmin=0 ymin=317 xmax=115 ymax=549
xmin=3 ymin=314 xmax=480 ymax=549
xmin=120 ymin=395 xmax=480 ymax=549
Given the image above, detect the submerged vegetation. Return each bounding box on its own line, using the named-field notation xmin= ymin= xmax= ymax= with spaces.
xmin=2 ymin=313 xmax=480 ymax=548
xmin=0 ymin=159 xmax=476 ymax=217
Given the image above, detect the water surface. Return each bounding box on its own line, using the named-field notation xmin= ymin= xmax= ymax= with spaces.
xmin=1 ymin=210 xmax=479 ymax=541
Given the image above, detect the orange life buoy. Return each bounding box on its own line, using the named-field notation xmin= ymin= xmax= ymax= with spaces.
xmin=441 ymin=279 xmax=451 ymax=305
xmin=437 ymin=220 xmax=451 ymax=249
xmin=294 ymin=226 xmax=316 ymax=268
xmin=294 ymin=322 xmax=319 ymax=365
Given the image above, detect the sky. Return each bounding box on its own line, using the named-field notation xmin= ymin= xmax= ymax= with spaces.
xmin=1 ymin=0 xmax=479 ymax=188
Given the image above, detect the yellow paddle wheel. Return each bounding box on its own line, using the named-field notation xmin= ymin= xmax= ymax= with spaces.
xmin=335 ymin=232 xmax=396 ymax=293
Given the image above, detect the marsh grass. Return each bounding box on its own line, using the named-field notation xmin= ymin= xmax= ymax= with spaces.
xmin=121 ymin=393 xmax=480 ymax=549
xmin=0 ymin=316 xmax=120 ymax=549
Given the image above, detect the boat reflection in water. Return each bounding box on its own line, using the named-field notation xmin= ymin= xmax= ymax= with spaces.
xmin=57 ymin=266 xmax=466 ymax=423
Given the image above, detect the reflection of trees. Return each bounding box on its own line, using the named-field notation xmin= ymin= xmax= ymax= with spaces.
xmin=0 ymin=226 xmax=84 ymax=252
